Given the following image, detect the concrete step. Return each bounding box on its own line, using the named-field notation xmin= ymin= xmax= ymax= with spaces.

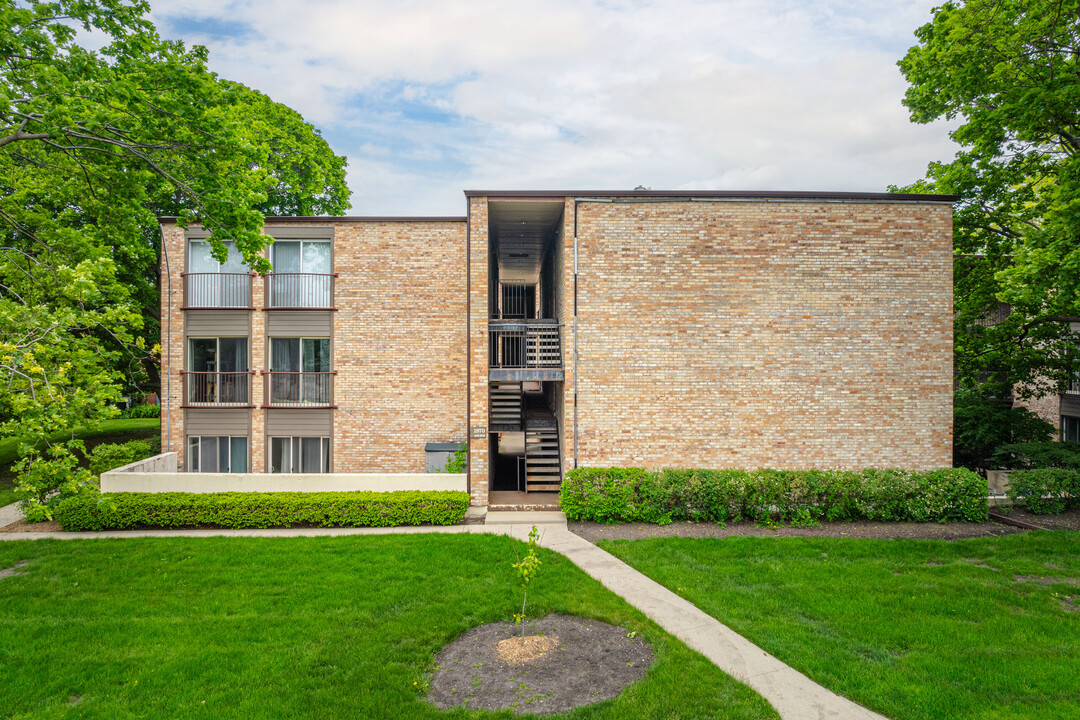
xmin=485 ymin=510 xmax=566 ymax=528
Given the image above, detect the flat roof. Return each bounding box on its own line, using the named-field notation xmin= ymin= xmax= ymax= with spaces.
xmin=464 ymin=189 xmax=959 ymax=203
xmin=157 ymin=215 xmax=467 ymax=224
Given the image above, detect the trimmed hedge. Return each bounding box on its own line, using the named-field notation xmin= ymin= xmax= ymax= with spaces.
xmin=88 ymin=440 xmax=154 ymax=476
xmin=1006 ymin=468 xmax=1080 ymax=514
xmin=54 ymin=490 xmax=471 ymax=531
xmin=560 ymin=467 xmax=988 ymax=525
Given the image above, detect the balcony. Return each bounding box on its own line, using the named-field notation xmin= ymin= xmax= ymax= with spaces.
xmin=265 ymin=273 xmax=337 ymax=309
xmin=181 ymin=371 xmax=253 ymax=407
xmin=182 ymin=272 xmax=254 ymax=309
xmin=489 ymin=320 xmax=563 ymax=381
xmin=263 ymin=371 xmax=336 ymax=408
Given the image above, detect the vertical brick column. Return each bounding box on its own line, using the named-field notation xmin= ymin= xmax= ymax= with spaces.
xmin=560 ymin=197 xmax=576 ymax=475
xmin=468 ymin=197 xmax=490 ymax=505
xmin=250 ymin=269 xmax=265 ymax=473
xmin=160 ymin=223 xmax=186 ymax=468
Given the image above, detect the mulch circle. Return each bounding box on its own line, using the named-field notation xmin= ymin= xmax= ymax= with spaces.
xmin=428 ymin=614 xmax=653 ymax=715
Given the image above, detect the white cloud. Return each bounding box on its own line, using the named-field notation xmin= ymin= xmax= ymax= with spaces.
xmin=148 ymin=0 xmax=958 ymax=214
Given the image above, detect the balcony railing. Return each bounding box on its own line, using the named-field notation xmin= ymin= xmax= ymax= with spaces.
xmin=265 ymin=273 xmax=337 ymax=309
xmin=181 ymin=371 xmax=253 ymax=407
xmin=489 ymin=321 xmax=562 ymax=368
xmin=263 ymin=371 xmax=336 ymax=407
xmin=182 ymin=272 xmax=254 ymax=309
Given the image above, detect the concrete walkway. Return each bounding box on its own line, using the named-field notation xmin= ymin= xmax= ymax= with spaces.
xmin=0 ymin=502 xmax=21 ymax=529
xmin=0 ymin=507 xmax=887 ymax=720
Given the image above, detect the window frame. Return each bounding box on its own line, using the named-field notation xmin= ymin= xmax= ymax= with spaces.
xmin=187 ymin=435 xmax=249 ymax=473
xmin=268 ymin=436 xmax=331 ymax=473
xmin=1063 ymin=416 xmax=1080 ymax=444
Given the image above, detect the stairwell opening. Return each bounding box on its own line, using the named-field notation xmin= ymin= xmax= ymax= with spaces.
xmin=486 ymin=199 xmax=567 ymax=506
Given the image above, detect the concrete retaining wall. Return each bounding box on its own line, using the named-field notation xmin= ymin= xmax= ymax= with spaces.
xmin=100 ymin=454 xmax=467 ymax=494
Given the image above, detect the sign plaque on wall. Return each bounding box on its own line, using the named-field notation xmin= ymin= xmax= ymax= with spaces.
xmin=470 ymin=426 xmax=487 ymax=439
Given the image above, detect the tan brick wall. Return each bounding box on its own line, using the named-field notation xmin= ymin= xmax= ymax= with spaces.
xmin=163 ymin=220 xmax=468 ymax=476
xmin=468 ymin=198 xmax=491 ymax=505
xmin=570 ymin=199 xmax=954 ymax=470
xmin=331 ymin=221 xmax=467 ymax=472
xmin=1013 ymin=394 xmax=1061 ymax=433
xmin=160 ymin=223 xmax=186 ymax=468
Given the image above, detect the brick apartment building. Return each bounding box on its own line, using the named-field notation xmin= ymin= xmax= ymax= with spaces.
xmin=159 ymin=190 xmax=956 ymax=507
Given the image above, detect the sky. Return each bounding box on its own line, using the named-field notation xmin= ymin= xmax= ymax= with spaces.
xmin=147 ymin=0 xmax=958 ymax=216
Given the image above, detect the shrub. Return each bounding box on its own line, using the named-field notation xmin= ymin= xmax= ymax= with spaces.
xmin=88 ymin=440 xmax=154 ymax=476
xmin=1006 ymin=468 xmax=1080 ymax=514
xmin=560 ymin=467 xmax=988 ymax=525
xmin=119 ymin=404 xmax=161 ymax=419
xmin=53 ymin=490 xmax=471 ymax=531
xmin=989 ymin=441 xmax=1080 ymax=470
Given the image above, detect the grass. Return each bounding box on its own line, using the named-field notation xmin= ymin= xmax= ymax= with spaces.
xmin=599 ymin=533 xmax=1080 ymax=720
xmin=0 ymin=418 xmax=160 ymax=508
xmin=0 ymin=534 xmax=778 ymax=720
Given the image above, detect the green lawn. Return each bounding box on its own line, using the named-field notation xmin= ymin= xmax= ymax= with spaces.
xmin=0 ymin=534 xmax=778 ymax=720
xmin=599 ymin=533 xmax=1080 ymax=720
xmin=0 ymin=418 xmax=160 ymax=508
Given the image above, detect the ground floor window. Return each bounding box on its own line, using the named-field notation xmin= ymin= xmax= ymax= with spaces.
xmin=1064 ymin=416 xmax=1080 ymax=444
xmin=188 ymin=436 xmax=248 ymax=472
xmin=269 ymin=436 xmax=330 ymax=473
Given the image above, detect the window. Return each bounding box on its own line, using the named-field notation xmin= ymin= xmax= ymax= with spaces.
xmin=1064 ymin=416 xmax=1080 ymax=444
xmin=269 ymin=240 xmax=332 ymax=307
xmin=268 ymin=338 xmax=331 ymax=404
xmin=270 ymin=436 xmax=330 ymax=473
xmin=187 ymin=240 xmax=249 ymax=307
xmin=188 ymin=436 xmax=248 ymax=472
xmin=187 ymin=337 xmax=249 ymax=404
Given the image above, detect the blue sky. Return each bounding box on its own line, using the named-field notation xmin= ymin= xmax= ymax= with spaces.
xmin=148 ymin=0 xmax=958 ymax=216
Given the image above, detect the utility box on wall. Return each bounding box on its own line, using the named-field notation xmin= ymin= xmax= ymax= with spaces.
xmin=426 ymin=442 xmax=466 ymax=473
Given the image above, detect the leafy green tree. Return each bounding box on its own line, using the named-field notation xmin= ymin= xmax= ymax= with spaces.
xmin=898 ymin=0 xmax=1080 ymax=396
xmin=953 ymin=389 xmax=1056 ymax=471
xmin=0 ymin=0 xmax=350 ymax=518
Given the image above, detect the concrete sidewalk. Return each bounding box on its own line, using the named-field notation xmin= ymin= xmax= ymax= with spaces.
xmin=0 ymin=508 xmax=887 ymax=720
xmin=0 ymin=502 xmax=21 ymax=529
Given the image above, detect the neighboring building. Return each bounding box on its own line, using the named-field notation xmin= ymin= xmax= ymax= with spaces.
xmin=1011 ymin=323 xmax=1080 ymax=442
xmin=159 ymin=190 xmax=956 ymax=507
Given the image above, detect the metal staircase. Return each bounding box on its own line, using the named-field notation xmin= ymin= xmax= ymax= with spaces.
xmin=525 ymin=410 xmax=561 ymax=493
xmin=489 ymin=383 xmax=522 ymax=430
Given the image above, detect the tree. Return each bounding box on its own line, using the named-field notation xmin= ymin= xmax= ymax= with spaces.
xmin=898 ymin=0 xmax=1080 ymax=397
xmin=0 ymin=0 xmax=350 ymax=518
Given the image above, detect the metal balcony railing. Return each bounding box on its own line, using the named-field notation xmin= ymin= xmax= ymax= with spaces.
xmin=489 ymin=321 xmax=562 ymax=368
xmin=265 ymin=273 xmax=337 ymax=309
xmin=263 ymin=371 xmax=336 ymax=407
xmin=182 ymin=272 xmax=254 ymax=308
xmin=181 ymin=371 xmax=253 ymax=406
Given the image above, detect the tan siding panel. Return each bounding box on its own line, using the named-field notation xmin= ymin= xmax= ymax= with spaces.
xmin=266 ymin=311 xmax=332 ymax=336
xmin=185 ymin=310 xmax=251 ymax=336
xmin=265 ymin=409 xmax=332 ymax=436
xmin=186 ymin=409 xmax=252 ymax=436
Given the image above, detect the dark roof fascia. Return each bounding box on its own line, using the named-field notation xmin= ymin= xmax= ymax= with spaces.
xmin=463 ymin=190 xmax=960 ymax=203
xmin=157 ymin=216 xmax=467 ymax=224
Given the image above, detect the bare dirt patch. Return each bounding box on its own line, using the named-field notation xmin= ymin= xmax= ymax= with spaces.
xmin=0 ymin=559 xmax=28 ymax=580
xmin=428 ymin=615 xmax=652 ymax=715
xmin=994 ymin=507 xmax=1080 ymax=531
xmin=1 ymin=519 xmax=61 ymax=533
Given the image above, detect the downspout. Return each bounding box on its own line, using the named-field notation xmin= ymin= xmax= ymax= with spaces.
xmin=465 ymin=201 xmax=471 ymax=497
xmin=159 ymin=224 xmax=172 ymax=455
xmin=572 ymin=203 xmax=578 ymax=469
